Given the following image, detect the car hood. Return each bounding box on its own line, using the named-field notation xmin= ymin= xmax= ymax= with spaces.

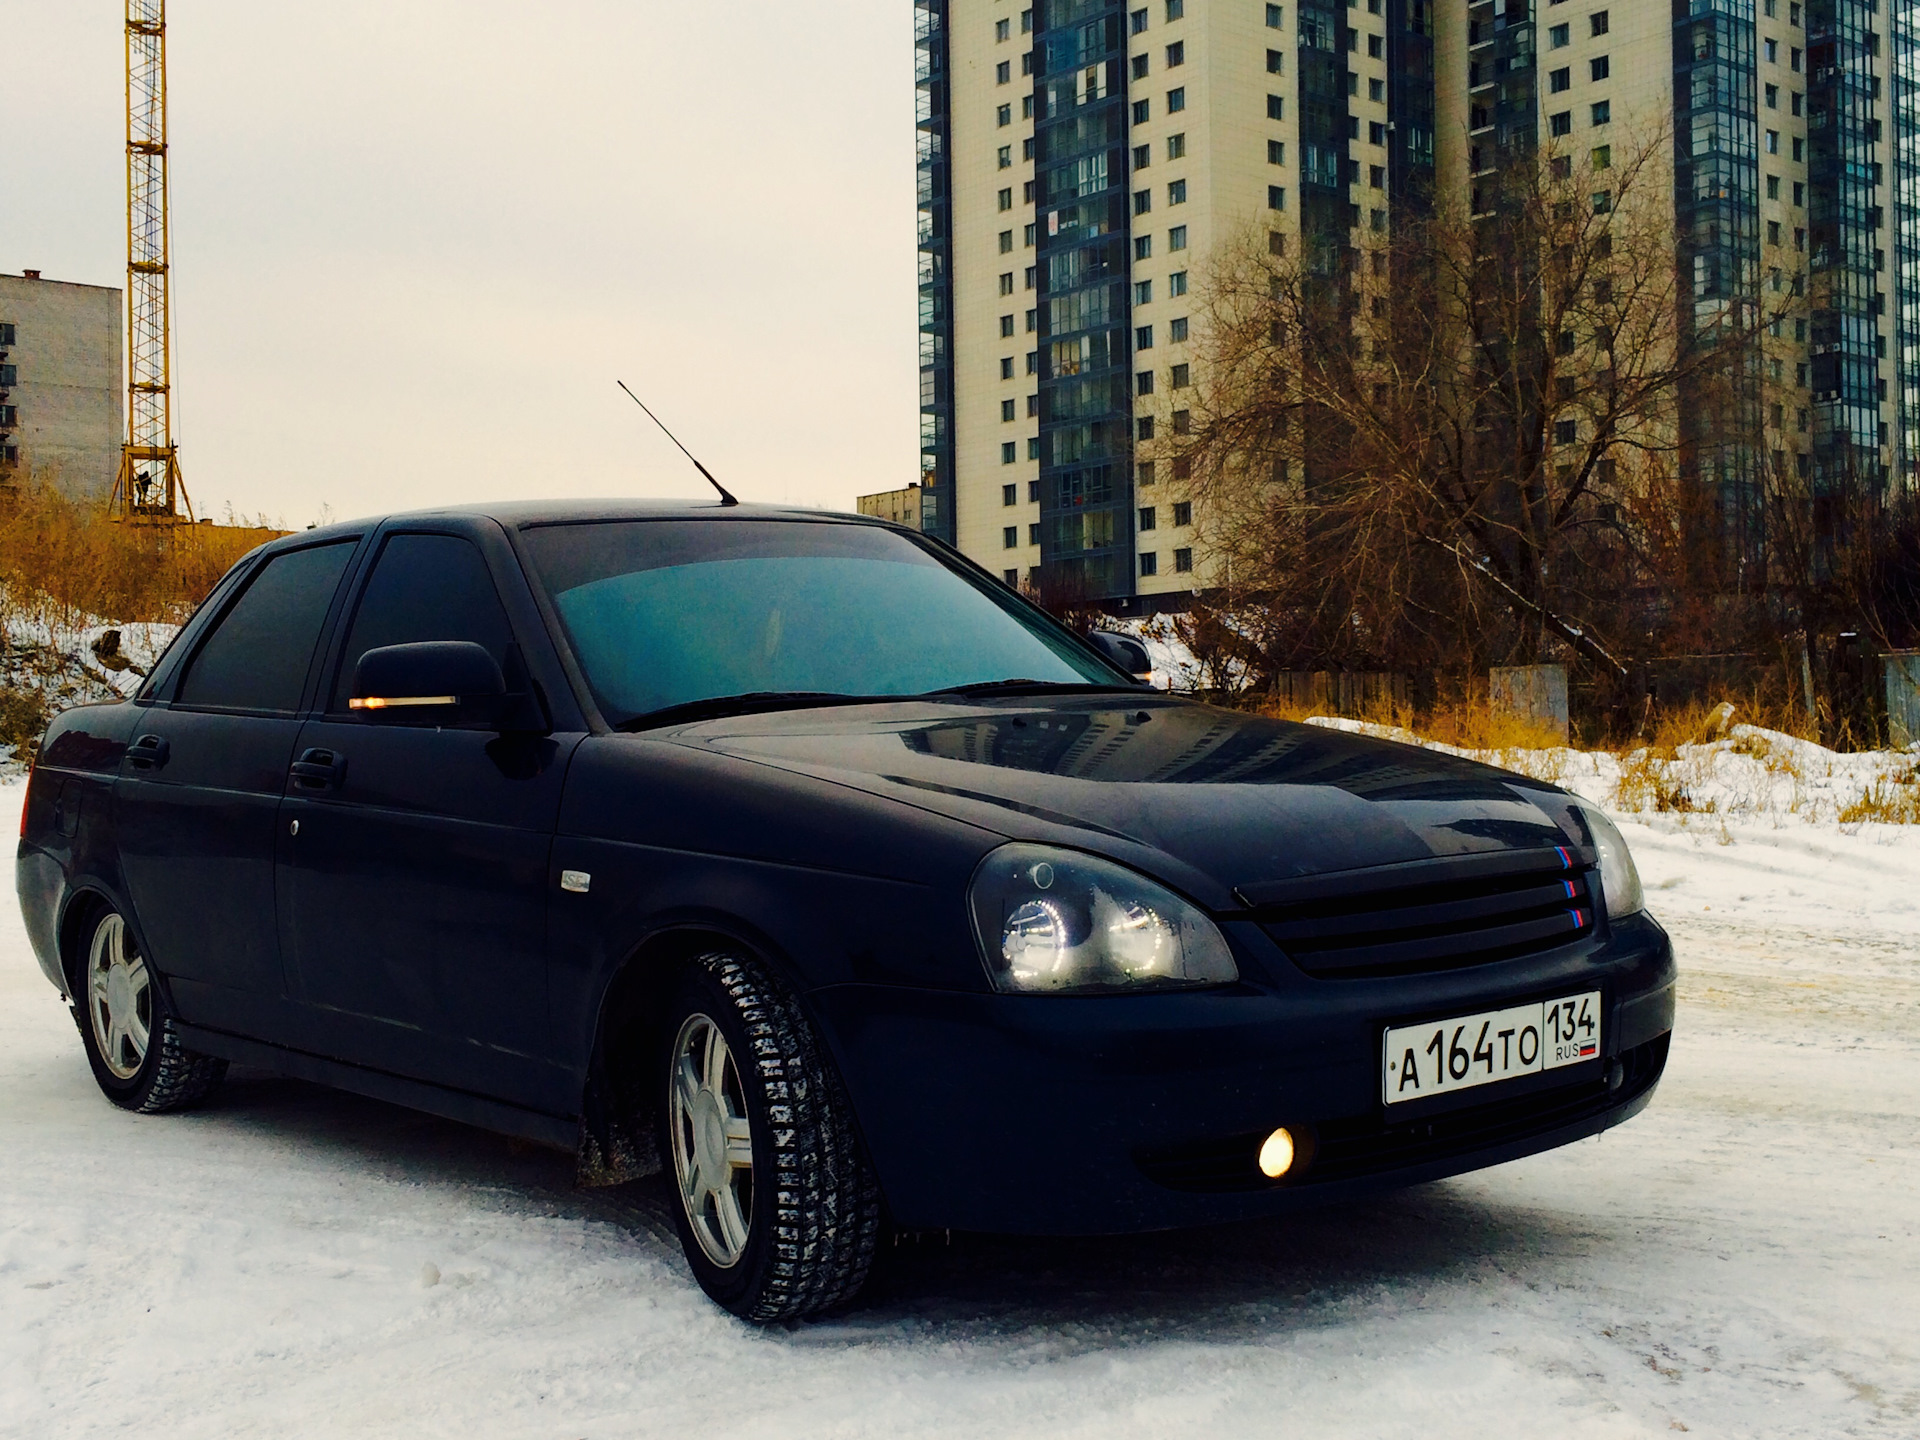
xmin=660 ymin=696 xmax=1581 ymax=904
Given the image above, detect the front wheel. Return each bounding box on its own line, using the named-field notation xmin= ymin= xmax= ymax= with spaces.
xmin=73 ymin=906 xmax=227 ymax=1113
xmin=661 ymin=952 xmax=880 ymax=1322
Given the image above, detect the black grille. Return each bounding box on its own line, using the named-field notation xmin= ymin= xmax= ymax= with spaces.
xmin=1236 ymin=845 xmax=1599 ymax=980
xmin=1134 ymin=1034 xmax=1668 ymax=1194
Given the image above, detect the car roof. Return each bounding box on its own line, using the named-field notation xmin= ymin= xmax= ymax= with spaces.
xmin=270 ymin=499 xmax=903 ymax=551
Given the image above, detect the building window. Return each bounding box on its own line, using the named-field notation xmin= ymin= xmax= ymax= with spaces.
xmin=1269 ymin=139 xmax=1286 ymax=165
xmin=1003 ymin=483 xmax=1018 ymax=506
xmin=1550 ymin=111 xmax=1572 ymax=136
xmin=1346 ymin=72 xmax=1359 ymax=95
xmin=1792 ymin=181 xmax=1803 ymax=206
xmin=998 ymin=104 xmax=1012 ymax=127
xmin=999 ymin=272 xmax=1015 ymax=296
xmin=1369 ymin=78 xmax=1384 ymax=101
xmin=1133 ymin=98 xmax=1151 ymax=123
xmin=1023 ymin=180 xmax=1036 ymax=202
xmin=1590 ymin=100 xmax=1610 ymax=125
xmin=1021 ymin=50 xmax=1034 ymax=75
xmin=1002 ymin=399 xmax=1017 ymax=422
xmin=1369 ymin=120 xmax=1386 ymax=144
xmin=1132 ymin=54 xmax=1151 ymax=79
xmin=1267 ymin=3 xmax=1285 ymax=26
xmin=1168 ymin=179 xmax=1187 ymax=204
xmin=1792 ymin=136 xmax=1803 ymax=161
xmin=997 ymin=61 xmax=1011 ymax=84
xmin=1767 ymin=219 xmax=1780 ymax=245
xmin=1170 ymin=225 xmax=1188 ymax=250
xmin=1135 ymin=235 xmax=1154 ymax=260
xmin=1590 ymin=55 xmax=1609 ymax=80
xmin=1136 ymin=324 xmax=1154 ymax=349
xmin=1168 ymin=86 xmax=1186 ymax=111
xmin=1139 ymin=460 xmax=1157 ymax=485
xmin=1765 ymin=129 xmax=1779 ymax=153
xmin=1002 ymin=442 xmax=1017 ymax=463
xmin=1028 ymin=479 xmax=1041 ymax=501
xmin=1368 ymin=33 xmax=1383 ymax=56
xmin=1170 ymin=316 xmax=1189 ymax=342
xmin=1023 ymin=137 xmax=1035 ymax=160
xmin=1591 ymin=190 xmax=1611 ymax=213
xmin=1139 ymin=506 xmax=1158 ymax=531
xmin=1137 ymin=370 xmax=1156 ymax=395
xmin=1022 ymin=8 xmax=1034 ymax=32
xmin=1001 ymin=356 xmax=1015 ymax=379
xmin=1004 ymin=527 xmax=1019 ymax=549
xmin=998 ymin=188 xmax=1013 ymax=212
xmin=1554 ymin=419 xmax=1578 ymax=444
xmin=1138 ymin=416 xmax=1156 ymax=440
xmin=1168 ymin=133 xmax=1186 ymax=159
xmin=1171 ymin=362 xmax=1190 ymax=387
xmin=1166 ymin=0 xmax=1184 ymax=17
xmin=1134 ymin=143 xmax=1153 ymax=170
xmin=996 ymin=18 xmax=1011 ymax=41
xmin=1767 ymin=174 xmax=1780 ymax=199
xmin=1026 ymin=309 xmax=1037 ymax=332
xmin=1269 ymin=184 xmax=1288 ymax=210
xmin=1025 ymin=222 xmax=1037 ymax=246
xmin=1028 ymin=436 xmax=1041 ymax=459
xmin=1765 ymin=83 xmax=1778 ymax=107
xmin=1764 ymin=37 xmax=1777 ymax=62
xmin=1173 ymin=547 xmax=1193 ymax=572
xmin=1136 ymin=278 xmax=1154 ymax=305
xmin=1135 ymin=189 xmax=1153 ymax=215
xmin=1140 ymin=552 xmax=1159 ymax=576
xmin=1790 ymin=46 xmax=1801 ymax=70
xmin=1550 ymin=66 xmax=1570 ymax=92
xmin=1004 ymin=569 xmax=1018 ymax=585
xmin=1172 ymin=501 xmax=1192 ymax=526
xmin=1169 ymin=271 xmax=1188 ymax=296
xmin=1550 ymin=22 xmax=1570 ymax=45
xmin=999 ymin=230 xmax=1014 ymax=254
xmin=1023 ymin=94 xmax=1035 ymax=118
xmin=1371 ymin=164 xmax=1385 ymax=187
xmin=1167 ymin=41 xmax=1185 ymax=66
xmin=1589 ymin=10 xmax=1608 ymax=34
xmin=1132 ymin=6 xmax=1150 ymax=32
xmin=1027 ymin=394 xmax=1039 ymax=417
xmin=1028 ymin=523 xmax=1041 ymax=545
xmin=1000 ymin=314 xmax=1016 ymax=337
xmin=1591 ymin=144 xmax=1611 ymax=169
xmin=1790 ymin=90 xmax=1801 ymax=115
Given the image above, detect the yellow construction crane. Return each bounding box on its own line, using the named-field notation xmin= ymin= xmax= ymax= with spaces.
xmin=112 ymin=0 xmax=192 ymax=523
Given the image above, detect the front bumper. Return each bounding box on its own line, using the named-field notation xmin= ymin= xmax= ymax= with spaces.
xmin=811 ymin=912 xmax=1676 ymax=1234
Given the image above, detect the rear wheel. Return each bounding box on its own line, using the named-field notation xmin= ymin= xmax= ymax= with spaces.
xmin=73 ymin=906 xmax=227 ymax=1113
xmin=660 ymin=952 xmax=880 ymax=1322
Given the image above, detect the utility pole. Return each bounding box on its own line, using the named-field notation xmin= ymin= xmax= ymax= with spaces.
xmin=112 ymin=0 xmax=192 ymax=523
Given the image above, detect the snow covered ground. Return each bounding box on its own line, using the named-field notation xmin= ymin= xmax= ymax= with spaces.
xmin=3 ymin=778 xmax=1917 ymax=1439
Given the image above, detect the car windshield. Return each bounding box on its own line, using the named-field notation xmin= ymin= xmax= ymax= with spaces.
xmin=518 ymin=518 xmax=1120 ymax=726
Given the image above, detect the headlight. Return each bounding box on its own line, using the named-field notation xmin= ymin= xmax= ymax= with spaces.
xmin=967 ymin=844 xmax=1239 ymax=994
xmin=1572 ymin=801 xmax=1645 ymax=918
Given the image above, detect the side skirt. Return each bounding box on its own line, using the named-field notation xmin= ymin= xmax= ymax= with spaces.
xmin=172 ymin=1022 xmax=580 ymax=1152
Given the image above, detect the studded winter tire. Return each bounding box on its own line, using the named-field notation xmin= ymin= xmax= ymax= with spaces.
xmin=72 ymin=905 xmax=227 ymax=1113
xmin=661 ymin=951 xmax=881 ymax=1322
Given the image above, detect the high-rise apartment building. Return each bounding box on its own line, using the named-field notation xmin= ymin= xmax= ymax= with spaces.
xmin=918 ymin=0 xmax=1916 ymax=604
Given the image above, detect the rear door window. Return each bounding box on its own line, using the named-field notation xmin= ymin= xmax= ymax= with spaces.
xmin=330 ymin=533 xmax=516 ymax=711
xmin=175 ymin=542 xmax=357 ymax=713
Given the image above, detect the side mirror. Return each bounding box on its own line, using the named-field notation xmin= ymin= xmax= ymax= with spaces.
xmin=350 ymin=641 xmax=507 ymax=723
xmin=1086 ymin=630 xmax=1153 ymax=682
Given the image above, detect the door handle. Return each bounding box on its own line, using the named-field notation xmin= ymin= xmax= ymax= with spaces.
xmin=289 ymin=747 xmax=347 ymax=791
xmin=128 ymin=733 xmax=170 ymax=771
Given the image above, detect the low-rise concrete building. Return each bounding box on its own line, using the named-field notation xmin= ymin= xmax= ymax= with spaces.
xmin=0 ymin=270 xmax=123 ymax=499
xmin=856 ymin=483 xmax=936 ymax=530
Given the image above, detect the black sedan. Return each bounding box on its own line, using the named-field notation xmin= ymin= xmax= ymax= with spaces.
xmin=16 ymin=502 xmax=1674 ymax=1321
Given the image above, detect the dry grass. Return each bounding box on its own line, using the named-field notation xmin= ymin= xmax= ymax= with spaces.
xmin=1839 ymin=776 xmax=1920 ymax=825
xmin=0 ymin=476 xmax=280 ymax=631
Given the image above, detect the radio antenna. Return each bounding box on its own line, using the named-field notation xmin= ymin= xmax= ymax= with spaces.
xmin=617 ymin=380 xmax=738 ymax=506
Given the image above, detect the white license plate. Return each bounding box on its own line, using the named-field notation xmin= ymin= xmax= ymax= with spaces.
xmin=1382 ymin=991 xmax=1601 ymax=1106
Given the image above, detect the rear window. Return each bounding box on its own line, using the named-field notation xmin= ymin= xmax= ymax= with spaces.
xmin=518 ymin=520 xmax=1108 ymax=724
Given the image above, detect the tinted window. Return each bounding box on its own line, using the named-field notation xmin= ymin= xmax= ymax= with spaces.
xmin=519 ymin=520 xmax=1112 ymax=725
xmin=332 ymin=533 xmax=515 ymax=709
xmin=176 ymin=542 xmax=356 ymax=712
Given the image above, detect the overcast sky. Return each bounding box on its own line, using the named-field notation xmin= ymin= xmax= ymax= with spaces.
xmin=2 ymin=2 xmax=920 ymax=527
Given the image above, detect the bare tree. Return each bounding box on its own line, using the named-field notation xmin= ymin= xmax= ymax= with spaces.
xmin=1175 ymin=122 xmax=1783 ymax=684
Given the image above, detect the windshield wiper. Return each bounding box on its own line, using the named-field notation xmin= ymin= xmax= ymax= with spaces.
xmin=921 ymin=678 xmax=1144 ymax=697
xmin=615 ymin=691 xmax=900 ymax=732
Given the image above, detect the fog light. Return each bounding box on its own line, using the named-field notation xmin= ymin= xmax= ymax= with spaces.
xmin=1258 ymin=1126 xmax=1296 ymax=1179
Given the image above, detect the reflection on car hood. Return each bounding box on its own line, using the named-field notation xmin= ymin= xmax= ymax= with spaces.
xmin=666 ymin=696 xmax=1575 ymax=891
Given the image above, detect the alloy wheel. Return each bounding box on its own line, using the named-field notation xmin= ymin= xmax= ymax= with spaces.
xmin=87 ymin=913 xmax=152 ymax=1081
xmin=667 ymin=1013 xmax=756 ymax=1268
